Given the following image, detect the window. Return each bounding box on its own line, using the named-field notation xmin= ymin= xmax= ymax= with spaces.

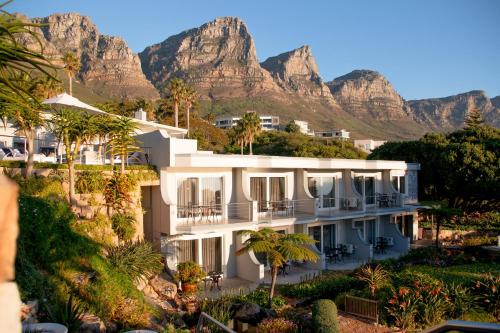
xmin=309 ymin=226 xmax=322 ymax=252
xmin=354 ymin=175 xmax=375 ymax=205
xmin=354 ymin=221 xmax=365 ymax=239
xmin=250 ymin=176 xmax=286 ymax=210
xmin=177 ymin=176 xmax=223 ymax=217
xmin=202 ymin=237 xmax=222 ymax=272
xmin=308 ymin=176 xmax=336 ymax=208
xmin=323 ymin=224 xmax=336 ymax=251
xmin=391 ymin=176 xmax=406 ymax=193
xmin=177 ymin=239 xmax=196 ymax=263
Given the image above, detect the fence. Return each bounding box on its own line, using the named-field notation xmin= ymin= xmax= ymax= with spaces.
xmin=345 ymin=295 xmax=379 ymax=323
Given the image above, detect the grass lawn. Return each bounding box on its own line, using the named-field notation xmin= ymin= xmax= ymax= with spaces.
xmin=403 ymin=262 xmax=500 ymax=285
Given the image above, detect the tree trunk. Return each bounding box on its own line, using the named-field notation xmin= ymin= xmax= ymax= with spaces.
xmin=269 ymin=266 xmax=278 ymax=307
xmin=110 ymin=146 xmax=114 ymax=168
xmin=24 ymin=130 xmax=35 ymax=178
xmin=68 ymin=160 xmax=75 ymax=205
xmin=174 ymin=102 xmax=179 ymax=128
xmin=69 ymin=75 xmax=73 ymax=96
xmin=249 ymin=139 xmax=253 ymax=155
xmin=121 ymin=151 xmax=125 ymax=174
xmin=186 ymin=105 xmax=190 ymax=135
xmin=240 ymin=142 xmax=243 ymax=155
xmin=435 ymin=217 xmax=441 ymax=248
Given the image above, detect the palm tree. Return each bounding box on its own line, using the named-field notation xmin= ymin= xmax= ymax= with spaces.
xmin=109 ymin=117 xmax=139 ymax=174
xmin=51 ymin=109 xmax=96 ymax=204
xmin=236 ymin=228 xmax=318 ymax=306
xmin=62 ymin=52 xmax=80 ymax=96
xmin=231 ymin=122 xmax=247 ymax=155
xmin=239 ymin=112 xmax=261 ymax=155
xmin=134 ymin=98 xmax=154 ymax=120
xmin=93 ymin=114 xmax=113 ymax=163
xmin=183 ymin=86 xmax=197 ymax=135
xmin=356 ymin=264 xmax=390 ymax=298
xmin=0 ymin=10 xmax=57 ymax=106
xmin=164 ymin=78 xmax=186 ymax=128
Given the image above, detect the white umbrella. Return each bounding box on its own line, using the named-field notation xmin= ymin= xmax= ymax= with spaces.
xmin=41 ymin=93 xmax=108 ymax=115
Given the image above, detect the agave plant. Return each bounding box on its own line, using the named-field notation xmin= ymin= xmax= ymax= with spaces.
xmin=46 ymin=294 xmax=85 ymax=333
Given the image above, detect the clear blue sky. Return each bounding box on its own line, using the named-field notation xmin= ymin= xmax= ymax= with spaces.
xmin=8 ymin=0 xmax=500 ymax=100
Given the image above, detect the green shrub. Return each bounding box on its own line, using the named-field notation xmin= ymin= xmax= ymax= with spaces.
xmin=199 ymin=298 xmax=233 ymax=327
xmin=75 ymin=171 xmax=106 ymax=193
xmin=73 ymin=214 xmax=115 ymax=246
xmin=471 ymin=273 xmax=500 ymax=320
xmin=46 ymin=295 xmax=85 ymax=332
xmin=448 ymin=283 xmax=478 ymax=319
xmin=462 ymin=235 xmax=497 ymax=247
xmin=111 ymin=213 xmax=136 ymax=241
xmin=105 ymin=173 xmax=136 ymax=211
xmin=257 ymin=317 xmax=298 ymax=333
xmin=280 ymin=274 xmax=363 ymax=300
xmin=234 ymin=287 xmax=287 ymax=309
xmin=106 ymin=241 xmax=163 ymax=282
xmin=312 ymin=299 xmax=340 ymax=333
xmin=162 ymin=323 xmax=190 ymax=333
xmin=175 ymin=261 xmax=205 ymax=284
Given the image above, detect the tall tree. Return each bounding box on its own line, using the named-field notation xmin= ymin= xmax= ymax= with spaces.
xmin=420 ymin=201 xmax=462 ymax=247
xmin=62 ymin=52 xmax=80 ymax=96
xmin=183 ymin=86 xmax=197 ymax=135
xmin=51 ymin=109 xmax=96 ymax=204
xmin=5 ymin=74 xmax=51 ymax=178
xmin=236 ymin=228 xmax=318 ymax=306
xmin=164 ymin=78 xmax=186 ymax=128
xmin=464 ymin=108 xmax=484 ymax=129
xmin=240 ymin=112 xmax=261 ymax=155
xmin=109 ymin=117 xmax=139 ymax=174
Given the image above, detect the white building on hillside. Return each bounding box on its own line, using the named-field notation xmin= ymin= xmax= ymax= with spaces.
xmin=215 ymin=115 xmax=280 ymax=131
xmin=354 ymin=139 xmax=387 ymax=153
xmin=293 ymin=120 xmax=315 ymax=136
xmin=315 ymin=129 xmax=350 ymax=140
xmin=135 ymin=131 xmax=420 ymax=282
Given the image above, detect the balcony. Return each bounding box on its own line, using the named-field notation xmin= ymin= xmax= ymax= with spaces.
xmin=317 ymin=194 xmax=406 ymax=218
xmin=176 ymin=202 xmax=253 ymax=228
xmin=256 ymin=199 xmax=316 ymax=222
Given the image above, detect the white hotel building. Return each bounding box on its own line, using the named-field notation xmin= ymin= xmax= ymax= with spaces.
xmin=0 ymin=94 xmax=420 ymax=282
xmin=137 ymin=130 xmax=420 ymax=282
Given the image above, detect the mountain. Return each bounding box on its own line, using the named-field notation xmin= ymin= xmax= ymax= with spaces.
xmin=22 ymin=13 xmax=159 ymax=99
xmin=326 ymin=70 xmax=411 ymax=120
xmin=139 ymin=17 xmax=279 ymax=99
xmin=408 ymin=90 xmax=500 ymax=131
xmin=260 ymin=45 xmax=333 ymax=99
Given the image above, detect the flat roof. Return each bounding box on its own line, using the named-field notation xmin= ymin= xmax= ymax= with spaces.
xmin=174 ymin=153 xmax=420 ymax=170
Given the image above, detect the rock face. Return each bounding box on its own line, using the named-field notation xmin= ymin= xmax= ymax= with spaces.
xmin=327 ymin=70 xmax=411 ymax=120
xmin=139 ymin=17 xmax=279 ymax=98
xmin=27 ymin=13 xmax=159 ymax=99
xmin=408 ymin=90 xmax=500 ymax=131
xmin=261 ymin=45 xmax=333 ymax=99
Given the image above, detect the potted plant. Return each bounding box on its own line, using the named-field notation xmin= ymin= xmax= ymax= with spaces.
xmin=175 ymin=261 xmax=205 ymax=294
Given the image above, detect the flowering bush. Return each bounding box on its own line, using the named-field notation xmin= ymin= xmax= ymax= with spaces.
xmin=471 ymin=273 xmax=500 ymax=320
xmin=387 ymin=273 xmax=451 ymax=329
xmin=257 ymin=317 xmax=298 ymax=333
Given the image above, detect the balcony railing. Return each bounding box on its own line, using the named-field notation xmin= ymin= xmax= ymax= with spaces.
xmin=317 ymin=197 xmax=363 ymax=216
xmin=257 ymin=199 xmax=315 ymax=221
xmin=365 ymin=193 xmax=403 ymax=211
xmin=176 ymin=202 xmax=253 ymax=226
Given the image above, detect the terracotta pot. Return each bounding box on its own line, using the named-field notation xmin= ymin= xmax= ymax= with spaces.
xmin=182 ymin=282 xmax=198 ymax=294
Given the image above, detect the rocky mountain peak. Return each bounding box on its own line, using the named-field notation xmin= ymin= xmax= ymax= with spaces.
xmin=139 ymin=17 xmax=279 ymax=98
xmin=260 ymin=45 xmax=333 ymax=99
xmin=23 ymin=13 xmax=159 ymax=99
xmin=326 ymin=70 xmax=410 ymax=120
xmin=408 ymin=90 xmax=500 ymax=131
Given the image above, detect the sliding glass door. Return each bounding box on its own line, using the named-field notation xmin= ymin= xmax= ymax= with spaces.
xmin=354 ymin=175 xmax=375 ymax=205
xmin=250 ymin=176 xmax=286 ymax=211
xmin=202 ymin=237 xmax=222 ymax=273
xmin=309 ymin=226 xmax=322 ymax=252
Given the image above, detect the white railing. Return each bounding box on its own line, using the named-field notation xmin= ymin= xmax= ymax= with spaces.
xmin=257 ymin=199 xmax=315 ymax=221
xmin=177 ymin=202 xmax=253 ymax=226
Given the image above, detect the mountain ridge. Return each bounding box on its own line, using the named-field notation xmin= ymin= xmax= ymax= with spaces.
xmin=18 ymin=13 xmax=499 ymax=139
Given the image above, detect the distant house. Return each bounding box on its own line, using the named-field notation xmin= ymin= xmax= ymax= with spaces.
xmin=354 ymin=139 xmax=387 ymax=153
xmin=293 ymin=120 xmax=315 ymax=136
xmin=214 ymin=114 xmax=280 ymax=131
xmin=315 ymin=129 xmax=350 ymax=140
